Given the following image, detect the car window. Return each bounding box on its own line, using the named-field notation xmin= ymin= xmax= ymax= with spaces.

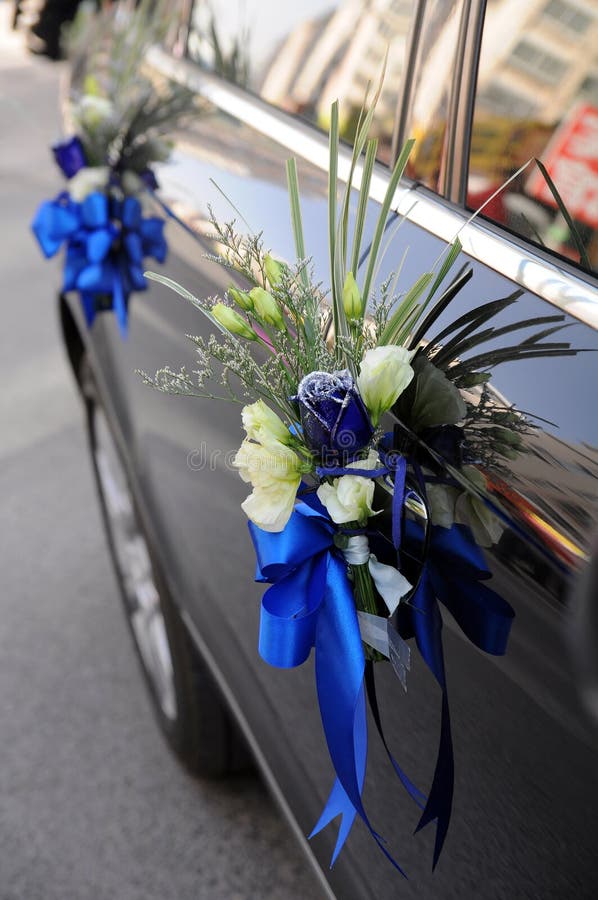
xmin=186 ymin=0 xmax=420 ymax=163
xmin=401 ymin=0 xmax=466 ymax=192
xmin=467 ymin=0 xmax=598 ymax=273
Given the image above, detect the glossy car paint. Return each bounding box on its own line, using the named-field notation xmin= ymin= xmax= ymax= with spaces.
xmin=60 ymin=2 xmax=598 ymax=897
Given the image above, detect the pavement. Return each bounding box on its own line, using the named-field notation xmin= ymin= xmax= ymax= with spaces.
xmin=0 ymin=10 xmax=321 ymax=900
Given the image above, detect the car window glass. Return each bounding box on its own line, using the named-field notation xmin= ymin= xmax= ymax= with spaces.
xmin=187 ymin=0 xmax=419 ymax=163
xmin=468 ymin=0 xmax=598 ymax=273
xmin=402 ymin=0 xmax=465 ymax=191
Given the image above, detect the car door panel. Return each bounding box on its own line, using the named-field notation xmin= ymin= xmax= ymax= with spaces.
xmin=72 ymin=10 xmax=598 ymax=897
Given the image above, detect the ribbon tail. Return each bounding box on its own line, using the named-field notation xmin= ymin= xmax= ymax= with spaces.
xmin=411 ymin=570 xmax=454 ymax=867
xmin=364 ymin=661 xmax=426 ymax=810
xmin=113 ymin=263 xmax=128 ymax=337
xmin=414 ymin=691 xmax=454 ymax=868
xmin=314 ymin=557 xmax=408 ymax=877
xmin=392 ymin=455 xmax=407 ymax=549
xmin=309 ymin=774 xmax=359 ymax=867
xmin=80 ymin=291 xmax=97 ymax=327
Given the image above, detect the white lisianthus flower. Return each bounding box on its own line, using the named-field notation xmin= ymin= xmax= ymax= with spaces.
xmin=357 ymin=346 xmax=414 ymax=426
xmin=241 ymin=400 xmax=291 ymax=446
xmin=317 ymin=450 xmax=381 ymax=525
xmin=233 ymin=438 xmax=303 ymax=532
xmin=121 ymin=170 xmax=144 ymax=196
xmin=76 ymin=95 xmax=114 ymax=130
xmin=68 ymin=166 xmax=110 ymax=202
xmin=455 ymin=466 xmax=504 ymax=547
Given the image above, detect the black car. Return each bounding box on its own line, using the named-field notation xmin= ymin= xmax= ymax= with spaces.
xmin=59 ymin=1 xmax=598 ymax=897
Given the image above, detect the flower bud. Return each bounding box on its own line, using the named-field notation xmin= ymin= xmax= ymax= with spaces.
xmin=342 ymin=271 xmax=362 ymax=319
xmin=249 ymin=287 xmax=285 ymax=329
xmin=264 ymin=254 xmax=284 ymax=287
xmin=212 ymin=303 xmax=257 ymax=340
xmin=229 ymin=287 xmax=253 ymax=310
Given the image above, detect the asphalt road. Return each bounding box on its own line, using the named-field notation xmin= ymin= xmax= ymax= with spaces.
xmin=0 ymin=19 xmax=322 ymax=900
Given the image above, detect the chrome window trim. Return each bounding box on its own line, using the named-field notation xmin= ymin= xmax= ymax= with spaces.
xmin=447 ymin=0 xmax=486 ymax=204
xmin=390 ymin=0 xmax=426 ymax=163
xmin=148 ymin=47 xmax=598 ymax=330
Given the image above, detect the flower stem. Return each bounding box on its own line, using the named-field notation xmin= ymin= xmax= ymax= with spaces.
xmin=350 ymin=560 xmax=386 ymax=663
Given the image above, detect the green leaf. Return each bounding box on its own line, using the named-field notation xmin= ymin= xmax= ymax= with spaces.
xmin=534 ymin=158 xmax=591 ymax=271
xmin=432 ymin=315 xmax=567 ymax=369
xmin=407 ymin=265 xmax=473 ymax=350
xmin=377 ymin=271 xmax=433 ymax=345
xmin=361 ymin=138 xmax=414 ymax=308
xmin=144 ymin=271 xmax=230 ymax=336
xmin=428 ymin=292 xmax=522 ymax=347
xmin=351 ymin=138 xmax=378 ymax=278
xmin=285 ymin=158 xmax=309 ymax=290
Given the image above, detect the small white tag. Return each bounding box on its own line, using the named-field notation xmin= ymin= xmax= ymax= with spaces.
xmin=388 ymin=622 xmax=411 ymax=692
xmin=357 ymin=611 xmax=389 ymax=657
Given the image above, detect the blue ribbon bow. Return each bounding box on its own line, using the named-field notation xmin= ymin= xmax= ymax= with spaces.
xmin=32 ymin=190 xmax=167 ymax=335
xmin=250 ymin=502 xmax=410 ymax=875
xmin=249 ymin=456 xmax=515 ymax=874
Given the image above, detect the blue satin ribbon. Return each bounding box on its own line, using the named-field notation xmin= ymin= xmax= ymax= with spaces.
xmin=32 ymin=190 xmax=167 ymax=335
xmin=251 ymin=453 xmax=515 ymax=873
xmin=250 ymin=503 xmax=409 ymax=875
xmin=406 ymin=514 xmax=514 ymax=866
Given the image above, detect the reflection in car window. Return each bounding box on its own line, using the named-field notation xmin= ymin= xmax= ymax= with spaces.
xmin=468 ymin=0 xmax=598 ymax=272
xmin=187 ymin=0 xmax=418 ymax=162
xmin=402 ymin=0 xmax=465 ymax=192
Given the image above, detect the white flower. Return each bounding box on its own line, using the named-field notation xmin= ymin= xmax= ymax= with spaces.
xmin=427 ymin=467 xmax=503 ymax=547
xmin=241 ymin=401 xmax=290 ymax=446
xmin=233 ymin=438 xmax=302 ymax=532
xmin=68 ymin=166 xmax=110 ymax=202
xmin=357 ymin=346 xmax=414 ymax=426
xmin=427 ymin=482 xmax=459 ymax=529
xmin=317 ymin=450 xmax=381 ymax=525
xmin=121 ymin=170 xmax=144 ymax=196
xmin=454 ymin=466 xmax=504 ymax=547
xmin=76 ymin=95 xmax=114 ymax=130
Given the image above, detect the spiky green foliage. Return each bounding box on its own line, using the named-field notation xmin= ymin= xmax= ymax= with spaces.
xmin=66 ymin=0 xmax=196 ymax=174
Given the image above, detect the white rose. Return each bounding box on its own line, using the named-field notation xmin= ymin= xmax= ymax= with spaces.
xmin=233 ymin=438 xmax=302 ymax=532
xmin=357 ymin=346 xmax=414 ymax=426
xmin=241 ymin=400 xmax=290 ymax=446
xmin=68 ymin=166 xmax=110 ymax=202
xmin=317 ymin=450 xmax=381 ymax=525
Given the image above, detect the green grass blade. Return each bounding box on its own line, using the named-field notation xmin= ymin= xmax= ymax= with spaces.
xmin=328 ymin=101 xmax=342 ymax=349
xmin=407 ymin=265 xmax=473 ymax=350
xmin=378 ymin=271 xmax=433 ymax=345
xmin=209 ymin=178 xmax=254 ymax=234
xmin=144 ymin=271 xmax=229 ymax=336
xmin=361 ymin=138 xmax=414 ymax=308
xmin=351 ymin=138 xmax=378 ymax=277
xmin=534 ymin=158 xmax=591 ymax=270
xmin=418 ymin=238 xmax=462 ymax=316
xmin=428 ymin=292 xmax=522 ymax=347
xmin=285 ymin=158 xmax=309 ymax=290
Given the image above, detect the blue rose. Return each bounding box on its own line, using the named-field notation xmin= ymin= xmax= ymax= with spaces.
xmin=295 ymin=370 xmax=374 ymax=460
xmin=52 ymin=136 xmax=87 ymax=179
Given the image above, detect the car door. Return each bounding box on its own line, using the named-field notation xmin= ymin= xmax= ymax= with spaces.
xmin=82 ymin=0 xmax=598 ymax=897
